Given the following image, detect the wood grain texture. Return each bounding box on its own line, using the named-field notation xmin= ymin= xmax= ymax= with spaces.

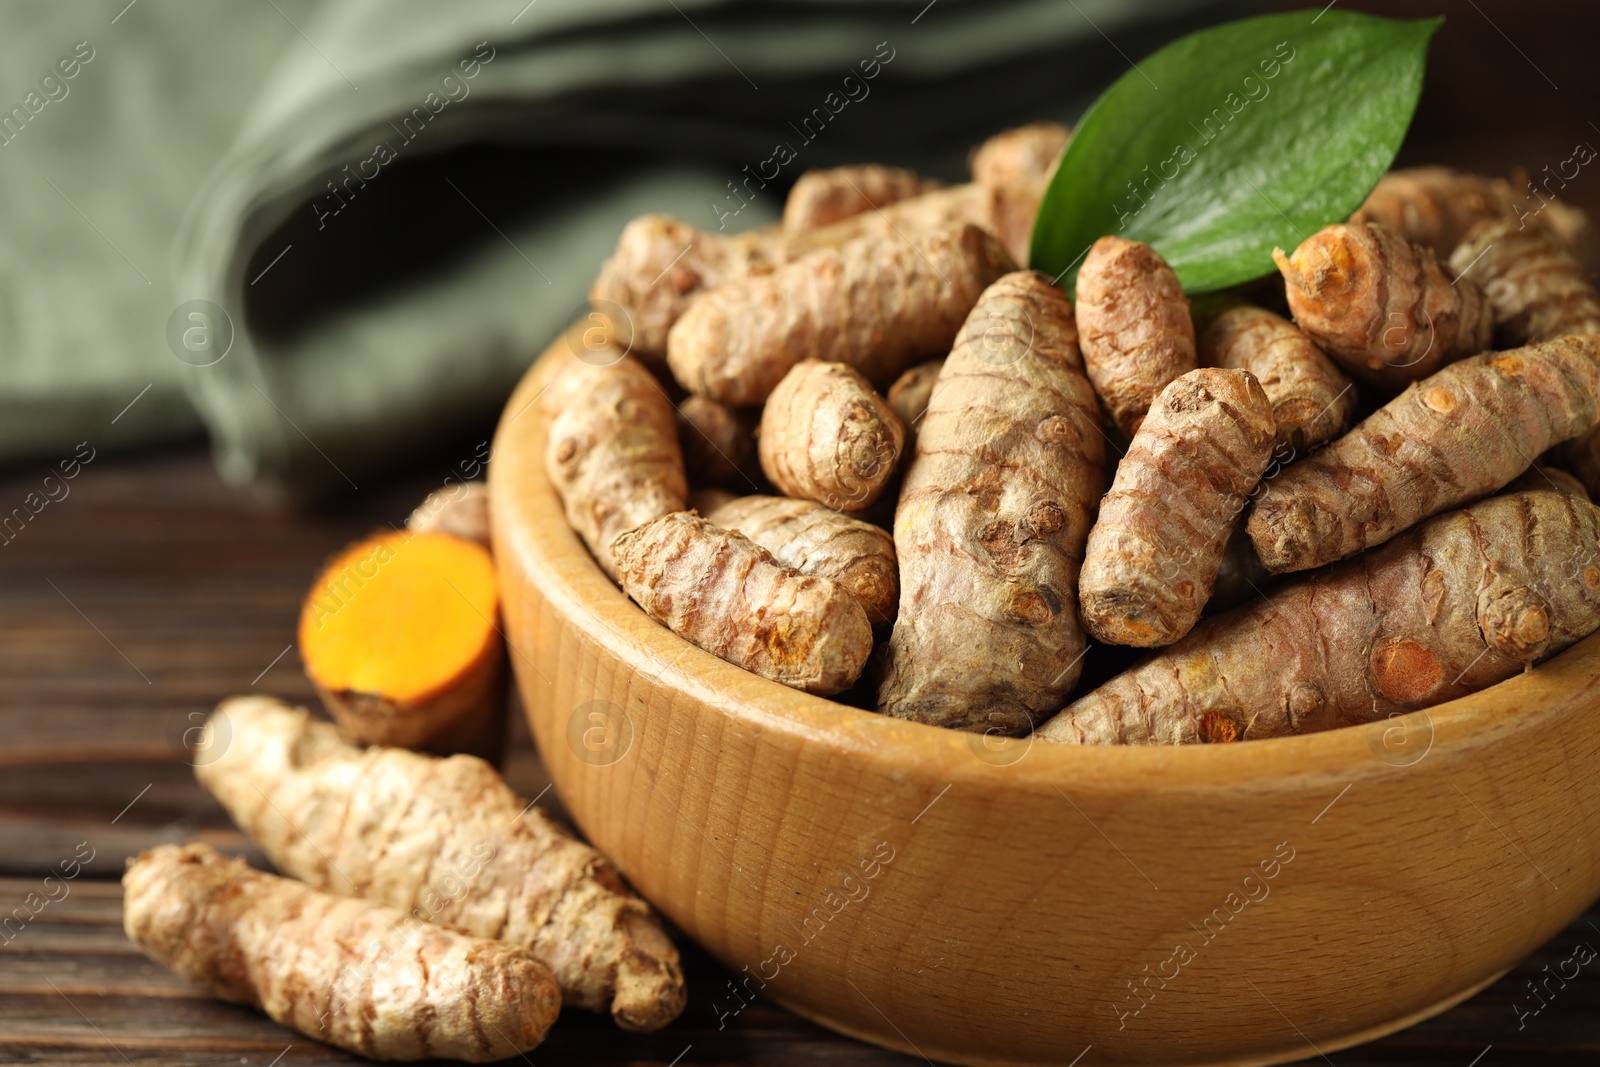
xmin=494 ymin=335 xmax=1600 ymax=1067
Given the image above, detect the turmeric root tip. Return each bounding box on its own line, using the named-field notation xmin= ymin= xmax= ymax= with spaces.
xmin=407 ymin=482 xmax=491 ymax=550
xmin=1274 ymin=221 xmax=1492 ymax=388
xmin=1199 ymin=303 xmax=1356 ymax=453
xmin=783 ymin=164 xmax=944 ymax=232
xmin=969 ymin=121 xmax=1071 ymax=189
xmin=1079 ymin=368 xmax=1277 ymax=648
xmin=886 ymin=358 xmax=945 ymax=454
xmin=544 ymin=352 xmax=687 ymax=579
xmin=588 ymin=214 xmax=788 ymax=365
xmin=758 ymin=360 xmax=906 ymax=513
xmin=1075 ymin=236 xmax=1197 ymax=438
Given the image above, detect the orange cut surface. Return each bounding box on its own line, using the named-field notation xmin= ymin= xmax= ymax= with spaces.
xmin=298 ymin=530 xmax=499 ymax=705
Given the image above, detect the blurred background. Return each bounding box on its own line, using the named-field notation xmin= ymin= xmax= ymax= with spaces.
xmin=2 ymin=0 xmax=1597 ymax=494
xmin=4 ymin=1 xmax=1600 ymax=1064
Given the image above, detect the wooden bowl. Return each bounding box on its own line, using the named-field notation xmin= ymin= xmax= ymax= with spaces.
xmin=491 ymin=336 xmax=1600 ymax=1067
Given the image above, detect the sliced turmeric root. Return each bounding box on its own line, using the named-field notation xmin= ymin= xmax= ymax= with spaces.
xmin=298 ymin=530 xmax=505 ymax=758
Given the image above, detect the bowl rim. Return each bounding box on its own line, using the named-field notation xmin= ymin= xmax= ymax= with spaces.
xmin=495 ymin=336 xmax=1599 ymax=800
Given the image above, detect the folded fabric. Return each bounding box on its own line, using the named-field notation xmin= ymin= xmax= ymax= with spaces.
xmin=0 ymin=2 xmax=311 ymax=468
xmin=4 ymin=0 xmax=1240 ymax=494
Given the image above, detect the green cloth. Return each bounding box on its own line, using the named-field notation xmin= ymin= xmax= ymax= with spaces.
xmin=3 ymin=0 xmax=1231 ymax=496
xmin=0 ymin=1 xmax=312 ymax=462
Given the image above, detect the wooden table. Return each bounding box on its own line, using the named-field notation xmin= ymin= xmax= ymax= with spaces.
xmin=1 ymin=448 xmax=1598 ymax=1067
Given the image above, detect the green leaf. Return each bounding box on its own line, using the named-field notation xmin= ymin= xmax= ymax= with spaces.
xmin=1029 ymin=9 xmax=1440 ymax=293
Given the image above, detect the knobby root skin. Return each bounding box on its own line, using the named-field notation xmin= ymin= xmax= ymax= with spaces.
xmin=782 ymin=165 xmax=944 ymax=232
xmin=1449 ymin=217 xmax=1600 ymax=348
xmin=668 ymin=222 xmax=1015 ymax=406
xmin=707 ymin=495 xmax=899 ymax=626
xmin=612 ymin=512 xmax=873 ymax=695
xmin=779 ymin=180 xmax=1039 ymax=275
xmin=536 ymin=344 xmax=623 ymax=422
xmin=1350 ymin=167 xmax=1521 ymax=255
xmin=194 ymin=696 xmax=687 ymax=1032
xmin=123 ymin=843 xmax=560 ymax=1062
xmin=677 ymin=395 xmax=760 ymax=491
xmin=1075 ymin=236 xmax=1197 ymax=438
xmin=587 ymin=216 xmax=788 ymax=370
xmin=1247 ymin=335 xmax=1600 ymax=573
xmin=969 ymin=121 xmax=1071 ymax=189
xmin=886 ymin=359 xmax=945 ymax=452
xmin=1454 ymin=215 xmax=1600 ymax=501
xmin=878 ymin=271 xmax=1105 ymax=734
xmin=1352 ymin=166 xmax=1597 ymax=270
xmin=298 ymin=531 xmax=504 ymax=758
xmin=1040 ymin=491 xmax=1600 ymax=745
xmin=593 ymin=183 xmax=1040 ymax=365
xmin=1479 ymin=215 xmax=1600 ymax=493
xmin=758 ymin=360 xmax=906 ymax=513
xmin=407 ymin=482 xmax=491 ymax=551
xmin=1199 ymin=303 xmax=1356 ymax=452
xmin=1274 ymin=221 xmax=1493 ymax=389
xmin=1079 ymin=369 xmax=1276 ymax=648
xmin=545 ymin=353 xmax=687 ymax=580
